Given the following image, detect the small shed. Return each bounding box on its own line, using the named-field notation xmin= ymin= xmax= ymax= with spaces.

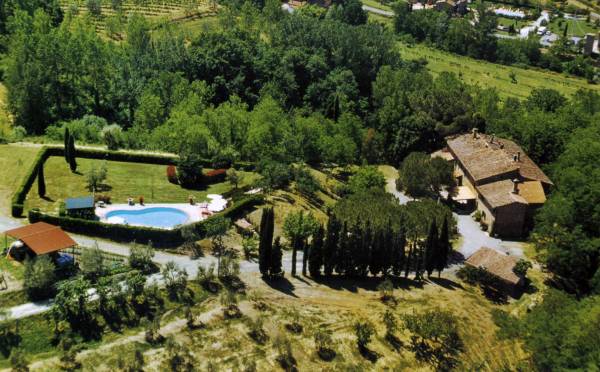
xmin=234 ymin=218 xmax=255 ymax=236
xmin=4 ymin=222 xmax=77 ymax=261
xmin=65 ymin=196 xmax=96 ymax=219
xmin=465 ymin=247 xmax=524 ymax=297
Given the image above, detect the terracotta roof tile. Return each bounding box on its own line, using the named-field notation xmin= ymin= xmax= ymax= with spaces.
xmin=465 ymin=247 xmax=521 ymax=285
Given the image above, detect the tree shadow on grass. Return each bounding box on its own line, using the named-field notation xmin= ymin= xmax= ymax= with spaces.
xmin=428 ymin=277 xmax=464 ymax=291
xmin=0 ymin=331 xmax=21 ymax=358
xmin=312 ymin=275 xmax=424 ymax=293
xmin=359 ymin=345 xmax=380 ymax=363
xmin=41 ymin=196 xmax=55 ymax=202
xmin=264 ymin=276 xmax=298 ymax=298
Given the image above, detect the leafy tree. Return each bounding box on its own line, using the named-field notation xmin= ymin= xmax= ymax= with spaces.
xmin=86 ymin=161 xmax=108 ymax=192
xmin=513 ymin=259 xmax=532 ymax=277
xmin=37 ymin=162 xmax=45 ymax=198
xmin=403 ymin=309 xmax=463 ymax=370
xmin=226 ymin=168 xmax=240 ymax=189
xmin=294 ymin=166 xmax=319 ymax=196
xmin=396 ymin=152 xmax=453 ymax=198
xmin=24 ymin=256 xmax=56 ymax=301
xmin=354 ymin=320 xmax=375 ymax=351
xmin=526 ymin=88 xmax=567 ymax=113
xmin=162 ymin=261 xmax=188 ymax=302
xmin=204 ymin=216 xmax=230 ymax=276
xmin=347 ymin=166 xmax=386 ymax=194
xmin=177 ymin=153 xmax=203 ymax=188
xmin=129 ymin=244 xmax=156 ymax=274
xmin=328 ymin=0 xmax=367 ymax=25
xmin=87 ymin=0 xmax=102 ymax=17
xmin=258 ymin=161 xmax=291 ymax=191
xmin=80 ymin=243 xmax=105 ymax=282
xmin=51 ymin=277 xmax=99 ymax=339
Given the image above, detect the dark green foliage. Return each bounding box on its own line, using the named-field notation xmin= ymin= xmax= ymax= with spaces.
xmin=396 ymin=152 xmax=453 ymax=198
xmin=68 ymin=135 xmax=77 ymax=173
xmin=259 ymin=161 xmax=292 ymax=191
xmin=403 ymin=309 xmax=464 ymax=371
xmin=436 ymin=217 xmax=450 ymax=277
xmin=64 ymin=127 xmax=70 ymax=163
xmin=347 ymin=166 xmax=386 ymax=195
xmin=424 ymin=219 xmax=438 ymax=278
xmin=37 ymin=162 xmax=45 ymax=198
xmin=177 ymin=153 xmax=203 ymax=188
xmin=309 ymin=225 xmax=325 ymax=277
xmin=23 ymin=256 xmax=56 ymax=301
xmin=323 ymin=214 xmax=340 ymax=276
xmin=270 ymin=237 xmax=284 ymax=277
xmin=258 ymin=207 xmax=274 ymax=277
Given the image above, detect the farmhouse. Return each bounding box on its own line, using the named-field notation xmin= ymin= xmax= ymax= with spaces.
xmin=465 ymin=247 xmax=524 ymax=297
xmin=445 ymin=130 xmax=552 ymax=238
xmin=4 ymin=222 xmax=77 ymax=262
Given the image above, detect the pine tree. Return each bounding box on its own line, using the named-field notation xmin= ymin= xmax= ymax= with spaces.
xmin=436 ymin=217 xmax=451 ymax=277
xmin=37 ymin=162 xmax=46 ymax=198
xmin=270 ymin=237 xmax=283 ymax=277
xmin=64 ymin=128 xmax=70 ymax=163
xmin=308 ymin=225 xmax=324 ymax=277
xmin=424 ymin=219 xmax=438 ymax=278
xmin=258 ymin=208 xmax=273 ymax=277
xmin=68 ymin=135 xmax=77 ymax=173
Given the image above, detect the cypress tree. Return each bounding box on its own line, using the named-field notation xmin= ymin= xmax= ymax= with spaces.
xmin=323 ymin=216 xmax=338 ymax=276
xmin=424 ymin=219 xmax=438 ymax=278
xmin=358 ymin=221 xmax=372 ymax=277
xmin=335 ymin=223 xmax=348 ymax=275
xmin=414 ymin=242 xmax=423 ymax=281
xmin=270 ymin=236 xmax=283 ymax=277
xmin=369 ymin=230 xmax=383 ymax=277
xmin=37 ymin=162 xmax=46 ymax=198
xmin=64 ymin=128 xmax=70 ymax=163
xmin=68 ymin=135 xmax=77 ymax=173
xmin=404 ymin=240 xmax=413 ymax=279
xmin=308 ymin=225 xmax=324 ymax=277
xmin=436 ymin=217 xmax=451 ymax=277
xmin=258 ymin=208 xmax=273 ymax=277
xmin=392 ymin=229 xmax=406 ymax=276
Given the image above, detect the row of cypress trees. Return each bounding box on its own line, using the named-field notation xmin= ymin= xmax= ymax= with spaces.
xmin=258 ymin=208 xmax=452 ymax=280
xmin=258 ymin=207 xmax=283 ymax=278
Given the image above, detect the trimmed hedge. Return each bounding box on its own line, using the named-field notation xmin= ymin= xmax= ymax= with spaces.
xmin=12 ymin=145 xmax=256 ymax=218
xmin=28 ymin=194 xmax=264 ymax=247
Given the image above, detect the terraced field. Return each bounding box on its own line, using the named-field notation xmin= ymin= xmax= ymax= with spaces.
xmin=59 ymin=0 xmax=217 ymax=35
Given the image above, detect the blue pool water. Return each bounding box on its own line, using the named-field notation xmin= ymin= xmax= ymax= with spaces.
xmin=106 ymin=207 xmax=189 ymax=229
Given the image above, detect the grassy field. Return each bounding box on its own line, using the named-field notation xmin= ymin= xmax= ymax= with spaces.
xmin=0 ymin=145 xmax=41 ymax=214
xmin=548 ymin=16 xmax=600 ymax=37
xmin=361 ymin=0 xmax=393 ymax=11
xmin=24 ymin=156 xmax=259 ymax=214
xmin=397 ymin=42 xmax=600 ymax=99
xmin=497 ymin=16 xmax=528 ymax=30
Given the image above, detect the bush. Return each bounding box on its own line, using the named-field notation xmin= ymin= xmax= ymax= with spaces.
xmin=129 ymin=244 xmax=156 ymax=274
xmin=177 ymin=153 xmax=204 ymax=188
xmin=80 ymin=244 xmax=105 ymax=282
xmin=86 ymin=161 xmax=108 ymax=192
xmin=203 ymin=169 xmax=227 ymax=184
xmin=314 ymin=327 xmax=336 ymax=361
xmin=294 ymin=166 xmax=319 ymax=196
xmin=259 ymin=161 xmax=291 ymax=191
xmin=24 ymin=255 xmax=56 ymax=301
xmin=101 ymin=124 xmax=124 ymax=150
xmin=354 ymin=320 xmax=375 ymax=350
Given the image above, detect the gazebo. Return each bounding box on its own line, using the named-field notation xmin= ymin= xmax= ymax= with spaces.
xmin=4 ymin=222 xmax=77 ymax=261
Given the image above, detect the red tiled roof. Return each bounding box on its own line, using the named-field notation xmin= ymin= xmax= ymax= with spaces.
xmin=5 ymin=222 xmax=76 ymax=255
xmin=465 ymin=247 xmax=521 ymax=285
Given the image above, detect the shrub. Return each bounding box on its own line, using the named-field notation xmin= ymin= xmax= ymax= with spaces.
xmin=86 ymin=161 xmax=108 ymax=192
xmin=129 ymin=244 xmax=156 ymax=274
xmin=294 ymin=166 xmax=319 ymax=196
xmin=80 ymin=243 xmax=105 ymax=282
xmin=354 ymin=320 xmax=375 ymax=350
xmin=101 ymin=124 xmax=124 ymax=150
xmin=197 ymin=263 xmax=220 ymax=293
xmin=24 ymin=255 xmax=56 ymax=301
xmin=314 ymin=327 xmax=336 ymax=361
xmin=274 ymin=335 xmax=296 ymax=370
xmin=247 ymin=316 xmax=269 ymax=345
xmin=177 ymin=153 xmax=203 ymax=188
xmin=162 ymin=261 xmax=189 ymax=302
xmin=513 ymin=259 xmax=533 ymax=277
xmin=258 ymin=161 xmax=291 ymax=191
xmin=203 ymin=169 xmax=227 ymax=184
xmin=166 ymin=165 xmax=178 ymax=184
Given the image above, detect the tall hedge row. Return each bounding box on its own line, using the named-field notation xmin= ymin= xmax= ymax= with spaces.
xmin=28 ymin=194 xmax=264 ymax=247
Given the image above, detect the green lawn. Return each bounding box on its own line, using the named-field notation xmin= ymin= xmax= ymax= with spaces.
xmin=496 ymin=16 xmax=528 ymax=30
xmin=548 ymin=17 xmax=600 ymax=38
xmin=397 ymin=42 xmax=600 ymax=99
xmin=24 ymin=156 xmax=259 ymax=214
xmin=0 ymin=145 xmax=40 ymax=213
xmin=0 ymin=255 xmax=24 ymax=281
xmin=362 ymin=0 xmax=393 ymax=11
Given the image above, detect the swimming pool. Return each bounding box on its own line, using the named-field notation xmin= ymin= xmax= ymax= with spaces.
xmin=105 ymin=207 xmax=190 ymax=229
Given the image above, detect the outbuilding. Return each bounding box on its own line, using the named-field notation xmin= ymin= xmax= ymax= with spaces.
xmin=4 ymin=222 xmax=77 ymax=262
xmin=465 ymin=247 xmax=524 ymax=297
xmin=65 ymin=196 xmax=96 ymax=219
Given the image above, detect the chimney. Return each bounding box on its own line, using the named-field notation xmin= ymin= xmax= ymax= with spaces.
xmin=512 ymin=178 xmax=519 ymax=194
xmin=472 ymin=128 xmax=479 ymax=139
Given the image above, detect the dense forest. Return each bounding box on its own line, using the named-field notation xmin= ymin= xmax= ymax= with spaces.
xmin=0 ymin=0 xmax=598 ymax=369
